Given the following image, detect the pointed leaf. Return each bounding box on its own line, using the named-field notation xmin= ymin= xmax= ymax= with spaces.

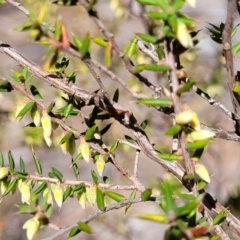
xmin=141 ymin=188 xmax=152 ymax=201
xmin=78 ymin=222 xmax=92 ymax=234
xmin=96 ymin=187 xmax=105 ymax=211
xmin=138 ymin=98 xmax=172 ymax=107
xmin=105 ymin=191 xmax=126 ymax=202
xmin=16 ymin=102 xmax=35 ymax=121
xmin=165 ymin=125 xmax=181 ymax=136
xmin=8 ymin=150 xmax=15 ymax=171
xmin=32 ymin=149 xmax=42 ymax=175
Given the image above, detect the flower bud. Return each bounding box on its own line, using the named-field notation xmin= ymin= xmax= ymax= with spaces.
xmin=22 ymin=217 xmax=40 ymax=240
xmin=175 ymin=110 xmax=200 ymax=131
xmin=176 ymin=20 xmax=193 ymax=48
xmin=86 ymin=186 xmax=96 ymax=206
xmin=41 ymin=110 xmax=52 ymax=137
xmin=0 ymin=179 xmax=8 ymax=195
xmin=187 ymin=130 xmax=215 ymax=142
xmin=43 ymin=188 xmax=53 ymax=205
xmin=194 ymin=163 xmax=211 ymax=183
xmin=0 ymin=167 xmax=9 ymax=180
xmin=96 ymin=155 xmax=105 ymax=177
xmin=51 ymin=184 xmax=63 ymax=208
xmin=77 ymin=192 xmax=87 ymax=209
xmin=20 ymin=181 xmax=31 ymax=204
xmin=31 ymin=105 xmax=41 ymax=127
xmin=78 ymin=137 xmax=90 ymax=163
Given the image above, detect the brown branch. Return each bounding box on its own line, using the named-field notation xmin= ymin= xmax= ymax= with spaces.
xmin=223 ymin=0 xmax=240 ymax=133
xmin=42 ymin=197 xmax=156 ymax=240
xmin=8 ymin=79 xmax=145 ymax=192
xmin=78 ymin=0 xmax=162 ymax=95
xmin=28 ymin=175 xmax=136 ymax=190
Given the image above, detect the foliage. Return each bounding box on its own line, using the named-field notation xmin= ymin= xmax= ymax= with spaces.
xmin=1 ymin=0 xmax=240 ymax=239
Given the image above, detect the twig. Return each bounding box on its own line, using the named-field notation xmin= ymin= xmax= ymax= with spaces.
xmin=203 ymin=206 xmax=230 ymax=240
xmin=2 ymin=33 xmax=240 ymax=240
xmin=165 ymin=40 xmax=195 ymax=186
xmin=118 ymin=139 xmax=141 ymax=150
xmin=41 ymin=197 xmax=156 ymax=240
xmin=133 ymin=150 xmax=140 ymax=178
xmin=222 ymin=0 xmax=240 ymax=133
xmin=78 ymin=0 xmax=162 ymax=95
xmin=8 ymin=80 xmax=145 ymax=192
xmin=28 ymin=175 xmax=136 ymax=190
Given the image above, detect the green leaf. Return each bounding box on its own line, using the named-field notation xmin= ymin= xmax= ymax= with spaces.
xmin=140 ymin=119 xmax=148 ymax=130
xmin=138 ymin=98 xmax=172 ymax=107
xmin=158 ymin=153 xmax=182 ymax=161
xmin=60 ymin=132 xmax=73 ymax=144
xmin=0 ymin=80 xmax=13 ymax=92
xmin=8 ymin=150 xmax=15 ymax=171
xmin=19 ymin=157 xmax=25 ymax=172
xmin=100 ymin=123 xmax=112 ymax=136
xmin=233 ymin=42 xmax=240 ymax=55
xmin=30 ymin=85 xmax=43 ymax=100
xmin=141 ymin=188 xmax=152 ymax=201
xmin=63 ymin=103 xmax=73 ymax=118
xmin=81 ymin=32 xmax=90 ymax=57
xmin=51 ymin=167 xmax=63 ymax=182
xmin=13 ymin=171 xmax=28 ymax=179
xmin=68 ymin=226 xmax=81 ymax=238
xmin=133 ymin=64 xmax=170 ymax=74
xmin=234 ymin=82 xmax=240 ymax=94
xmin=72 ymin=162 xmax=80 ymax=180
xmin=22 ymin=66 xmax=28 ymax=78
xmin=85 ymin=125 xmax=98 ymax=141
xmin=176 ymin=196 xmax=202 ymax=218
xmin=147 ymin=12 xmax=168 ymax=20
xmin=91 ymin=170 xmax=98 ymax=184
xmin=136 ymin=0 xmax=160 ymax=6
xmin=0 ymin=152 xmax=3 ymax=167
xmin=165 ymin=125 xmax=181 ymax=136
xmin=53 ymin=0 xmax=78 ymax=6
xmin=3 ymin=178 xmax=18 ymax=196
xmin=105 ymin=191 xmax=126 ymax=202
xmin=34 ymin=181 xmax=47 ymax=195
xmin=78 ymin=222 xmax=92 ymax=234
xmin=47 ymin=101 xmax=56 ymax=113
xmin=92 ymin=37 xmax=108 ymax=47
xmin=213 ymin=210 xmax=227 ymax=225
xmin=125 ymin=189 xmax=136 ymax=214
xmin=125 ymin=36 xmax=138 ymax=57
xmin=18 ymin=204 xmax=37 ymax=214
xmin=73 ymin=183 xmax=85 ymax=194
xmin=124 ymin=135 xmax=136 ymax=144
xmin=96 ymin=187 xmax=105 ymax=211
xmin=109 ymin=141 xmax=119 ymax=152
xmin=32 ymin=149 xmax=42 ymax=175
xmin=136 ymin=33 xmax=158 ymax=44
xmin=63 ymin=186 xmax=72 ymax=201
xmin=73 ymin=35 xmax=82 ymax=52
xmin=138 ymin=213 xmax=169 ymax=223
xmin=197 ymin=180 xmax=207 ymax=191
xmin=160 ymin=181 xmax=175 ymax=212
xmin=177 ymin=80 xmax=196 ymax=94
xmin=186 ymin=140 xmax=211 ymax=150
xmin=113 ymin=88 xmax=119 ymax=102
xmin=16 ymin=101 xmax=35 ymax=121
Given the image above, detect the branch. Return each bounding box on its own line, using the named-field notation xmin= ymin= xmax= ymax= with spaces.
xmin=8 ymin=79 xmax=145 ymax=192
xmin=42 ymin=197 xmax=156 ymax=240
xmin=28 ymin=175 xmax=136 ymax=190
xmin=223 ymin=0 xmax=240 ymax=133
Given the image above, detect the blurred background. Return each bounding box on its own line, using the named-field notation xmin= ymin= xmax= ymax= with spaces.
xmin=1 ymin=0 xmax=240 ymax=239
